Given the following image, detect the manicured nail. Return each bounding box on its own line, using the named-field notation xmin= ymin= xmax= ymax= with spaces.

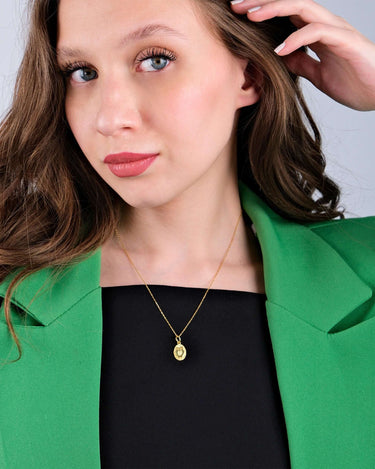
xmin=231 ymin=0 xmax=245 ymax=5
xmin=247 ymin=6 xmax=262 ymax=13
xmin=274 ymin=42 xmax=286 ymax=54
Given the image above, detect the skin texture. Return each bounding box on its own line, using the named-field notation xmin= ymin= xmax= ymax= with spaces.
xmin=57 ymin=0 xmax=265 ymax=292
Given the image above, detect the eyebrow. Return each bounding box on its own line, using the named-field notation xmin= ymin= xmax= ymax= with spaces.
xmin=57 ymin=23 xmax=188 ymax=60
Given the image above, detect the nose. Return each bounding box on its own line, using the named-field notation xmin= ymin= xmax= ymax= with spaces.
xmin=95 ymin=77 xmax=142 ymax=137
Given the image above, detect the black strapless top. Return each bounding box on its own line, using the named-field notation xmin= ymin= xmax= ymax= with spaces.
xmin=99 ymin=285 xmax=290 ymax=468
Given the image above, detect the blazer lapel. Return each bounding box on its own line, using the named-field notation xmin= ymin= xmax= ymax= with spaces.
xmin=239 ymin=181 xmax=372 ymax=332
xmin=0 ymin=250 xmax=103 ymax=468
xmin=0 ymin=251 xmax=101 ymax=326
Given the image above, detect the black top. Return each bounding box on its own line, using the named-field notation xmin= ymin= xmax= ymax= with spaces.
xmin=99 ymin=285 xmax=290 ymax=469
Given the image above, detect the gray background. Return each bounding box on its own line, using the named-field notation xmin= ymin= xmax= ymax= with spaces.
xmin=0 ymin=0 xmax=374 ymax=217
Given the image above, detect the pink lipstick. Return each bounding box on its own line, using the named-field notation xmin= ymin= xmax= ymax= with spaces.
xmin=104 ymin=152 xmax=158 ymax=177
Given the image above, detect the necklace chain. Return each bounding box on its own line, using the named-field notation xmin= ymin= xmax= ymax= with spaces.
xmin=114 ymin=211 xmax=242 ymax=360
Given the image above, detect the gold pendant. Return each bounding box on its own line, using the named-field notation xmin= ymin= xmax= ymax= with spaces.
xmin=173 ymin=338 xmax=187 ymax=361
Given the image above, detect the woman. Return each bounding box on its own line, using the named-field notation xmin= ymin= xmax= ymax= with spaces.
xmin=0 ymin=0 xmax=374 ymax=467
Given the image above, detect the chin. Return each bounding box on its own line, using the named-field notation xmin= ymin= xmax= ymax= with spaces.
xmin=113 ymin=176 xmax=193 ymax=210
xmin=118 ymin=190 xmax=175 ymax=210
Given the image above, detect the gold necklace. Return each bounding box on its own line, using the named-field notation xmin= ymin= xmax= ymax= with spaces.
xmin=114 ymin=212 xmax=242 ymax=362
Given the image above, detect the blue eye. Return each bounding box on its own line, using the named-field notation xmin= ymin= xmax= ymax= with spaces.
xmin=140 ymin=56 xmax=170 ymax=72
xmin=136 ymin=47 xmax=177 ymax=72
xmin=60 ymin=62 xmax=97 ymax=83
xmin=71 ymin=67 xmax=97 ymax=82
xmin=59 ymin=47 xmax=177 ymax=83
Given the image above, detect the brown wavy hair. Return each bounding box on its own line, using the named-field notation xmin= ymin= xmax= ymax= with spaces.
xmin=0 ymin=0 xmax=344 ymax=361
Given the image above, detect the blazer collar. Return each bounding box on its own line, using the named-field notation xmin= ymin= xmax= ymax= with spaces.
xmin=0 ymin=251 xmax=101 ymax=326
xmin=1 ymin=182 xmax=371 ymax=330
xmin=239 ymin=181 xmax=372 ymax=332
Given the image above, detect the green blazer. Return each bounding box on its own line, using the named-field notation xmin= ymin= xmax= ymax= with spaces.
xmin=1 ymin=182 xmax=374 ymax=469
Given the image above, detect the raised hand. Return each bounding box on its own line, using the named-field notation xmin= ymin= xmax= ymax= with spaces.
xmin=230 ymin=0 xmax=375 ymax=111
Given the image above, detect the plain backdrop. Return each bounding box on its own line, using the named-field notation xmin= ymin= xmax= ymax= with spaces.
xmin=0 ymin=0 xmax=374 ymax=217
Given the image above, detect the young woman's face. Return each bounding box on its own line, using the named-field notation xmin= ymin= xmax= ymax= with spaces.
xmin=57 ymin=0 xmax=259 ymax=209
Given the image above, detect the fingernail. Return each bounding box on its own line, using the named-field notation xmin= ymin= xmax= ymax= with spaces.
xmin=247 ymin=6 xmax=262 ymax=13
xmin=274 ymin=42 xmax=286 ymax=54
xmin=231 ymin=0 xmax=245 ymax=5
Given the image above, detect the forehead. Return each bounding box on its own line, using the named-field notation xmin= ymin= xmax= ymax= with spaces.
xmin=56 ymin=0 xmax=213 ymax=49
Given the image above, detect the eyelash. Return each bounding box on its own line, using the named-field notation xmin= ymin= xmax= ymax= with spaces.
xmin=135 ymin=47 xmax=177 ymax=66
xmin=59 ymin=47 xmax=177 ymax=79
xmin=60 ymin=61 xmax=93 ymax=77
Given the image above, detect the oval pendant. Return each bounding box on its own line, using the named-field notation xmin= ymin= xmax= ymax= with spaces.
xmin=173 ymin=342 xmax=187 ymax=361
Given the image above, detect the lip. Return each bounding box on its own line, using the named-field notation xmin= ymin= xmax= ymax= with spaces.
xmin=104 ymin=152 xmax=159 ymax=177
xmin=104 ymin=152 xmax=159 ymax=164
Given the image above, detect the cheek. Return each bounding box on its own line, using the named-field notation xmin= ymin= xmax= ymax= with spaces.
xmin=65 ymin=94 xmax=80 ymax=136
xmin=157 ymin=72 xmax=237 ymax=153
xmin=65 ymin=93 xmax=94 ymax=154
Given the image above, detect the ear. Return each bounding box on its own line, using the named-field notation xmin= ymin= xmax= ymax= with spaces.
xmin=236 ymin=59 xmax=262 ymax=109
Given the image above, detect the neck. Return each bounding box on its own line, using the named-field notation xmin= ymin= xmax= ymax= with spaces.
xmin=118 ymin=174 xmax=243 ymax=264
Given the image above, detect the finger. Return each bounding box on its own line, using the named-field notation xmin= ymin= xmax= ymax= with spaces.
xmin=274 ymin=22 xmax=362 ymax=57
xmin=288 ymin=14 xmax=308 ymax=29
xmin=280 ymin=49 xmax=321 ymax=84
xmin=231 ymin=0 xmax=355 ymax=31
